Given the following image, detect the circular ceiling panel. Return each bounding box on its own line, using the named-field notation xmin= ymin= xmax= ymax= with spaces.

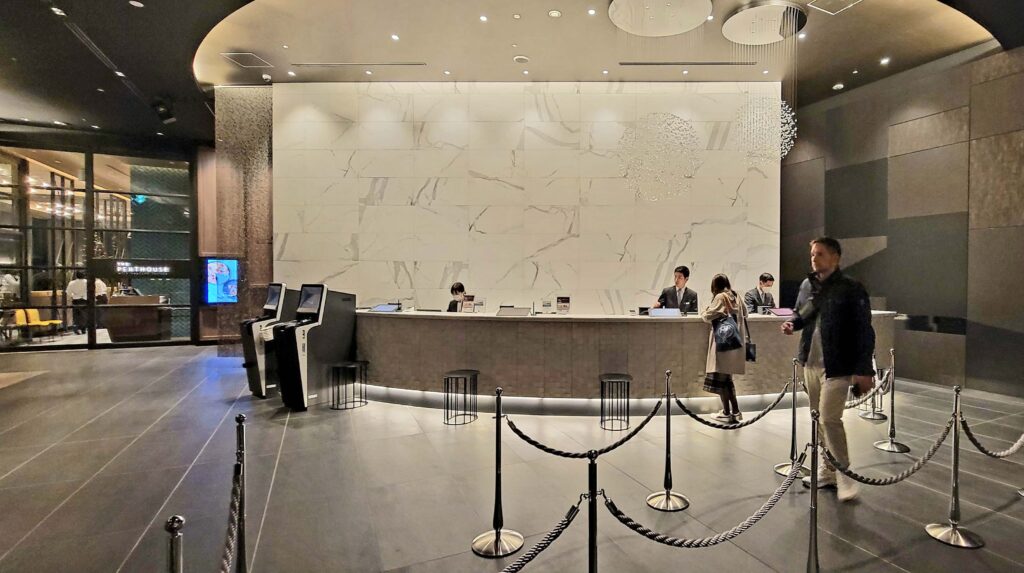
xmin=608 ymin=0 xmax=712 ymax=38
xmin=722 ymin=1 xmax=807 ymax=45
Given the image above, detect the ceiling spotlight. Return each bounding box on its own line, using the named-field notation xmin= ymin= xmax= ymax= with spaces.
xmin=115 ymin=71 xmax=126 ymax=77
xmin=798 ymin=32 xmax=806 ymax=39
xmin=20 ymin=118 xmax=29 ymax=122
xmin=852 ymin=69 xmax=859 ymax=75
xmin=513 ymin=13 xmax=521 ymax=19
xmin=548 ymin=10 xmax=562 ymax=18
xmin=682 ymin=69 xmax=689 ymax=75
xmin=96 ymin=88 xmax=105 ymax=92
xmin=706 ymin=14 xmax=714 ymax=21
xmin=282 ymin=45 xmax=289 ymax=49
xmin=762 ymin=69 xmax=769 ymax=74
xmin=287 ymin=70 xmax=296 ymax=76
xmin=602 ymin=69 xmax=609 ymax=74
xmin=479 ymin=15 xmax=488 ymax=22
xmin=91 ymin=125 xmax=100 ymax=129
xmin=128 ymin=1 xmax=144 ymax=7
xmin=391 ymin=34 xmax=400 ymax=41
xmin=365 ymin=69 xmax=373 ymax=75
xmin=152 ymin=99 xmax=176 ymax=124
xmin=588 ymin=8 xmax=597 ymax=15
xmin=51 ymin=6 xmax=66 ymax=16
xmin=880 ymin=56 xmax=891 ymax=65
xmin=261 ymin=73 xmax=272 ymax=82
xmin=511 ymin=43 xmax=518 ymax=48
xmin=522 ymin=70 xmax=529 ymax=75
xmin=833 ymin=83 xmax=845 ymax=91
xmin=156 ymin=132 xmax=164 ymax=136
xmin=53 ymin=120 xmax=67 ymax=126
xmin=443 ymin=70 xmax=451 ymax=75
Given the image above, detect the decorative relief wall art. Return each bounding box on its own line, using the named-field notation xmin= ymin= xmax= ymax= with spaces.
xmin=619 ymin=112 xmax=703 ymax=202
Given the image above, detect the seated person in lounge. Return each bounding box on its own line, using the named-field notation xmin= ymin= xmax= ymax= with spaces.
xmin=447 ymin=282 xmax=466 ymax=312
xmin=744 ymin=273 xmax=776 ymax=314
xmin=653 ymin=265 xmax=698 ymax=312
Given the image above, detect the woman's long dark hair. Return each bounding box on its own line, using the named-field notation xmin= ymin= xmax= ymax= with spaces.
xmin=710 ymin=274 xmax=732 ymax=295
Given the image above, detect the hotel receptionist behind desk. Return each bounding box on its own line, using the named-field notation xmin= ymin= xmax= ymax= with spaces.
xmin=653 ymin=265 xmax=699 ymax=313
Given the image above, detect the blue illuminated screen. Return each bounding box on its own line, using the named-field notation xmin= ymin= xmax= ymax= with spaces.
xmin=205 ymin=259 xmax=239 ymax=304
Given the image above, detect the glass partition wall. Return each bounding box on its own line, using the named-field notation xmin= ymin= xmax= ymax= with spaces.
xmin=0 ymin=147 xmax=195 ymax=350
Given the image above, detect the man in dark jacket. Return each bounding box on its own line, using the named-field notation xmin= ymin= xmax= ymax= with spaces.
xmin=654 ymin=265 xmax=699 ymax=313
xmin=782 ymin=237 xmax=875 ymax=502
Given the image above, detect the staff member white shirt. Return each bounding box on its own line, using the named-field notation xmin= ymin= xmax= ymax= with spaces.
xmin=66 ymin=278 xmax=108 ymax=301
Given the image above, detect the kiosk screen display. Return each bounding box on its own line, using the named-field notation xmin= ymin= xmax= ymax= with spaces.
xmin=204 ymin=259 xmax=239 ymax=304
xmin=264 ymin=285 xmax=282 ymax=309
xmin=297 ymin=286 xmax=324 ymax=314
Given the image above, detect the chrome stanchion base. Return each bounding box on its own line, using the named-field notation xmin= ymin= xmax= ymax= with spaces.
xmin=646 ymin=490 xmax=689 ymax=512
xmin=471 ymin=529 xmax=525 ymax=558
xmin=774 ymin=461 xmax=811 ymax=477
xmin=859 ymin=410 xmax=887 ymax=421
xmin=873 ymin=439 xmax=911 ymax=453
xmin=1018 ymin=488 xmax=1024 ymax=498
xmin=925 ymin=522 xmax=985 ymax=549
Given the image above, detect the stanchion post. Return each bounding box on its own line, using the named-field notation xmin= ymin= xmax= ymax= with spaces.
xmin=471 ymin=388 xmax=525 ymax=558
xmin=926 ymin=386 xmax=985 ymax=548
xmin=165 ymin=515 xmax=185 ymax=573
xmin=1018 ymin=488 xmax=1023 ymax=498
xmin=588 ymin=451 xmax=598 ymax=573
xmin=646 ymin=370 xmax=689 ymax=511
xmin=775 ymin=359 xmax=810 ymax=477
xmin=807 ymin=411 xmax=820 ymax=573
xmin=860 ymin=354 xmax=887 ymax=421
xmin=235 ymin=414 xmax=247 ymax=573
xmin=875 ymin=348 xmax=910 ymax=453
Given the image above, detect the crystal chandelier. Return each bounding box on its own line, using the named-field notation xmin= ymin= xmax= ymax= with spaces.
xmin=619 ymin=112 xmax=704 ymax=202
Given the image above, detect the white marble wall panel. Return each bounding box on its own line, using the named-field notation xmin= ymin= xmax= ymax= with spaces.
xmin=274 ymin=82 xmax=781 ymax=312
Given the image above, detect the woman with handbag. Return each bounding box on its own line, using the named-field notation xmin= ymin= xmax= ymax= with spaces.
xmin=700 ymin=274 xmax=748 ymax=422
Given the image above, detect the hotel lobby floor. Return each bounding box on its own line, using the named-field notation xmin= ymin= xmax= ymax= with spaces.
xmin=0 ymin=347 xmax=1022 ymax=573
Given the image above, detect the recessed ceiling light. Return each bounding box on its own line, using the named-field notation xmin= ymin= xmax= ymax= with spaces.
xmin=852 ymin=69 xmax=859 ymax=75
xmin=282 ymin=45 xmax=289 ymax=49
xmin=96 ymin=88 xmax=105 ymax=92
xmin=522 ymin=70 xmax=529 ymax=75
xmin=588 ymin=8 xmax=597 ymax=15
xmin=706 ymin=14 xmax=714 ymax=21
xmin=91 ymin=125 xmax=100 ymax=129
xmin=20 ymin=118 xmax=29 ymax=122
xmin=53 ymin=120 xmax=67 ymax=126
xmin=511 ymin=43 xmax=518 ymax=48
xmin=682 ymin=69 xmax=689 ymax=75
xmin=287 ymin=70 xmax=296 ymax=76
xmin=128 ymin=1 xmax=144 ymax=7
xmin=548 ymin=10 xmax=562 ymax=18
xmin=602 ymin=69 xmax=609 ymax=74
xmin=156 ymin=132 xmax=164 ymax=136
xmin=51 ymin=6 xmax=66 ymax=16
xmin=513 ymin=13 xmax=521 ymax=19
xmin=365 ymin=70 xmax=373 ymax=75
xmin=391 ymin=34 xmax=400 ymax=41
xmin=762 ymin=69 xmax=769 ymax=74
xmin=880 ymin=56 xmax=891 ymax=65
xmin=833 ymin=83 xmax=845 ymax=91
xmin=479 ymin=15 xmax=488 ymax=22
xmin=798 ymin=32 xmax=806 ymax=39
xmin=115 ymin=71 xmax=126 ymax=77
xmin=443 ymin=70 xmax=451 ymax=75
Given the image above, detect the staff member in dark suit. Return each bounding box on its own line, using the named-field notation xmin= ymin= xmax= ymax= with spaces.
xmin=653 ymin=265 xmax=698 ymax=312
xmin=744 ymin=273 xmax=776 ymax=313
xmin=446 ymin=282 xmax=466 ymax=312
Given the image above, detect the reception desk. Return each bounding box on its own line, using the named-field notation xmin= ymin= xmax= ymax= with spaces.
xmin=356 ymin=310 xmax=896 ymax=399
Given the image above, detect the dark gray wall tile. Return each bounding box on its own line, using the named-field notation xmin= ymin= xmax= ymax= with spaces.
xmin=894 ymin=323 xmax=965 ymax=388
xmin=968 ymin=226 xmax=1024 ymax=335
xmin=825 ymin=98 xmax=890 ymax=169
xmin=969 ymin=129 xmax=1024 ymax=229
xmin=971 ymin=46 xmax=1024 ymax=84
xmin=780 ymin=157 xmax=825 ymax=235
xmin=967 ymin=322 xmax=1024 ymax=397
xmin=784 ymin=110 xmax=827 ymax=165
xmin=889 ymin=66 xmax=971 ymax=125
xmin=884 ymin=213 xmax=967 ymax=318
xmin=970 ymin=72 xmax=1024 ymax=140
xmin=825 ymin=159 xmax=888 ymax=239
xmin=888 ymin=107 xmax=969 ymax=157
xmin=888 ymin=143 xmax=968 ymax=219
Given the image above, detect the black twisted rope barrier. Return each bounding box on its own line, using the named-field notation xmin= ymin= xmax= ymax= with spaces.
xmin=506 ymin=399 xmax=663 ymax=459
xmin=844 ymin=368 xmax=892 ymax=410
xmin=672 ymin=379 xmax=791 ymax=430
xmin=821 ymin=414 xmax=955 ymax=486
xmin=603 ymin=450 xmax=807 ymax=548
xmin=500 ymin=500 xmax=582 ymax=573
xmin=219 ymin=470 xmax=243 ymax=573
xmin=961 ymin=418 xmax=1024 ymax=459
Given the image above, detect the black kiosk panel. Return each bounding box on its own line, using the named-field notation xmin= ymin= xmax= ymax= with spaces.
xmin=242 ymin=284 xmax=299 ymax=398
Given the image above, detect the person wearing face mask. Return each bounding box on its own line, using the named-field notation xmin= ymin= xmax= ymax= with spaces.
xmin=782 ymin=237 xmax=875 ymax=502
xmin=447 ymin=282 xmax=466 ymax=312
xmin=653 ymin=265 xmax=698 ymax=313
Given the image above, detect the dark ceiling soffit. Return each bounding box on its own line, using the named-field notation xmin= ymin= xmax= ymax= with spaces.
xmin=0 ymin=125 xmax=197 ymax=161
xmin=940 ymin=0 xmax=1024 ymax=49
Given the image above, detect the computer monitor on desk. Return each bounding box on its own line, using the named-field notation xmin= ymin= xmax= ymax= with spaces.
xmin=649 ymin=308 xmax=682 ymax=317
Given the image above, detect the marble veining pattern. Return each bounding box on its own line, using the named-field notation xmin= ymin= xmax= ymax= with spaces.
xmin=274 ymin=82 xmax=781 ymax=312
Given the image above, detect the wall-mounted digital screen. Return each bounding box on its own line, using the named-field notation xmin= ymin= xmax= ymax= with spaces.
xmin=297 ymin=285 xmax=324 ymax=314
xmin=205 ymin=258 xmax=239 ymax=304
xmin=264 ymin=284 xmax=283 ymax=309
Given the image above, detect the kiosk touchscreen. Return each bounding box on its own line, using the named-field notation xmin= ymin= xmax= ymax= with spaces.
xmin=241 ymin=283 xmax=299 ymax=398
xmin=273 ymin=284 xmax=356 ymax=411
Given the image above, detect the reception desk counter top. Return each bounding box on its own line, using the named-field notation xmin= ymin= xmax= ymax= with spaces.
xmin=356 ymin=310 xmax=896 ymax=399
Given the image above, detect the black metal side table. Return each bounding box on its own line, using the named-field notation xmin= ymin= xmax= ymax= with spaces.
xmin=329 ymin=360 xmax=369 ymax=410
xmin=599 ymin=373 xmax=632 ymax=431
xmin=443 ymin=369 xmax=479 ymax=425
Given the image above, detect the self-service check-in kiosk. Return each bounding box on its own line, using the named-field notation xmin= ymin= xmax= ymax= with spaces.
xmin=241 ymin=283 xmax=299 ymax=399
xmin=273 ymin=284 xmax=355 ymax=411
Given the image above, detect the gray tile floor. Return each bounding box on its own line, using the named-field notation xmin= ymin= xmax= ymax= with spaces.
xmin=0 ymin=346 xmax=1022 ymax=572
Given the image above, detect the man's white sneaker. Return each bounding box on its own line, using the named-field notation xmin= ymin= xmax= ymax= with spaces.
xmin=802 ymin=471 xmax=837 ymax=489
xmin=837 ymin=474 xmax=860 ymax=502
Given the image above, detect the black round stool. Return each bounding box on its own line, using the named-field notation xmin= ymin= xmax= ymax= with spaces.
xmin=443 ymin=369 xmax=479 ymax=425
xmin=329 ymin=360 xmax=369 ymax=410
xmin=600 ymin=373 xmax=632 ymax=431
